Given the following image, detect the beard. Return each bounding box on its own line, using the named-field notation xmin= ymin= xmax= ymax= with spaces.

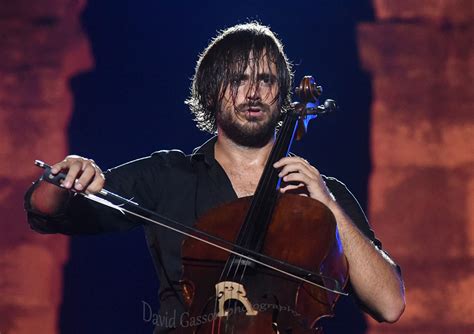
xmin=216 ymin=101 xmax=281 ymax=148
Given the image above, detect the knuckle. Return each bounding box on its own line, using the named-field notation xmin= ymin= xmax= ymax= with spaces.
xmin=51 ymin=162 xmax=62 ymax=170
xmin=94 ymin=164 xmax=103 ymax=173
xmin=83 ymin=163 xmax=95 ymax=172
xmin=73 ymin=161 xmax=83 ymax=170
xmin=82 ymin=160 xmax=92 ymax=168
xmin=65 ymin=154 xmax=79 ymax=162
xmin=87 ymin=159 xmax=102 ymax=171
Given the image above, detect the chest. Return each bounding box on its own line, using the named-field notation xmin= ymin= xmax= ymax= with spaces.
xmin=222 ymin=166 xmax=263 ymax=198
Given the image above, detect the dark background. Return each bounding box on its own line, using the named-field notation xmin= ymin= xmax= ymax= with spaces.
xmin=61 ymin=1 xmax=374 ymax=333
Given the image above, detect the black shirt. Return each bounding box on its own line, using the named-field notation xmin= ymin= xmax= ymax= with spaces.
xmin=25 ymin=136 xmax=381 ymax=332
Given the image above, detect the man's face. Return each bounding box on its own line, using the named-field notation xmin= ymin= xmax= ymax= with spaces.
xmin=216 ymin=55 xmax=281 ymax=148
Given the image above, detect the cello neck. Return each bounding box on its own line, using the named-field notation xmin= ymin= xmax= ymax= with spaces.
xmin=232 ymin=75 xmax=324 ymax=251
xmin=254 ymin=111 xmax=299 ymax=207
xmin=234 ymin=110 xmax=299 ymax=250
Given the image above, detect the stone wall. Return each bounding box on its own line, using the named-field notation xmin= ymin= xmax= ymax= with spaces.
xmin=358 ymin=1 xmax=473 ymax=333
xmin=0 ymin=0 xmax=92 ymax=332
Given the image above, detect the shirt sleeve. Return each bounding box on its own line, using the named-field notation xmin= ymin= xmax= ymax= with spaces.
xmin=24 ymin=154 xmax=165 ymax=235
xmin=323 ymin=175 xmax=401 ymax=277
xmin=323 ymin=176 xmax=382 ymax=248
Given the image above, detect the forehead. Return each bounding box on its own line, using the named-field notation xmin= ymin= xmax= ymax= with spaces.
xmin=248 ymin=57 xmax=276 ymax=73
xmin=235 ymin=51 xmax=277 ymax=74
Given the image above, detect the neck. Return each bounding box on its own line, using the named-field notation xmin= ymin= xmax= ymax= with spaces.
xmin=215 ymin=131 xmax=274 ymax=169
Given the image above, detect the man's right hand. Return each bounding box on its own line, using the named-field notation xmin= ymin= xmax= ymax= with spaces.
xmin=30 ymin=155 xmax=105 ymax=215
xmin=50 ymin=155 xmax=105 ymax=194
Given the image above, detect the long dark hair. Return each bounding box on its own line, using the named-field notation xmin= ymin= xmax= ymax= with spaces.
xmin=185 ymin=22 xmax=293 ymax=134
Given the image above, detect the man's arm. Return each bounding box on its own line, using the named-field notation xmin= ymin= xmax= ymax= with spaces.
xmin=326 ymin=198 xmax=405 ymax=322
xmin=25 ymin=155 xmax=143 ymax=235
xmin=29 ymin=155 xmax=105 ymax=215
xmin=274 ymin=156 xmax=405 ymax=323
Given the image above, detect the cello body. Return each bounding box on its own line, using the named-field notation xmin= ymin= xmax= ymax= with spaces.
xmin=179 ymin=194 xmax=348 ymax=333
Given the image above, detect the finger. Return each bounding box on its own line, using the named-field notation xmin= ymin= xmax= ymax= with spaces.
xmin=295 ymin=161 xmax=321 ymax=180
xmin=282 ymin=172 xmax=311 ymax=185
xmin=50 ymin=155 xmax=82 ymax=174
xmin=275 ymin=156 xmax=314 ymax=173
xmin=275 ymin=156 xmax=309 ymax=164
xmin=62 ymin=161 xmax=83 ymax=189
xmin=273 ymin=156 xmax=301 ymax=168
xmin=277 ymin=162 xmax=310 ymax=178
xmin=279 ymin=183 xmax=304 ymax=192
xmin=85 ymin=172 xmax=105 ymax=194
xmin=75 ymin=164 xmax=96 ymax=191
xmin=279 ymin=164 xmax=316 ymax=183
xmin=50 ymin=160 xmax=71 ymax=174
xmin=279 ymin=183 xmax=309 ymax=196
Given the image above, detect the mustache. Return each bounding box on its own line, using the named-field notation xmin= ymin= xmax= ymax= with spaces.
xmin=236 ymin=102 xmax=269 ymax=112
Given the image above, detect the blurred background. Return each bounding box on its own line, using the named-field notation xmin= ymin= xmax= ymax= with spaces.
xmin=0 ymin=0 xmax=472 ymax=333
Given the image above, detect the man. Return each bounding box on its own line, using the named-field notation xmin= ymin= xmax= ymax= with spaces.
xmin=25 ymin=23 xmax=405 ymax=332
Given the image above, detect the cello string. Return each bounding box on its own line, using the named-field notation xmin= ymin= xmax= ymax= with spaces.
xmin=226 ymin=114 xmax=293 ymax=294
xmin=219 ymin=138 xmax=288 ymax=287
xmin=204 ymin=111 xmax=291 ymax=321
xmin=230 ymin=122 xmax=291 ymax=309
xmin=232 ymin=119 xmax=293 ymax=314
xmin=230 ymin=110 xmax=295 ymax=284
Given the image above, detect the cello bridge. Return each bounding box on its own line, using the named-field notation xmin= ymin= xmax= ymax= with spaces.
xmin=215 ymin=281 xmax=259 ymax=317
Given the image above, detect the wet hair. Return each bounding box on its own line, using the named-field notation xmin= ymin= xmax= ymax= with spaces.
xmin=185 ymin=22 xmax=293 ymax=134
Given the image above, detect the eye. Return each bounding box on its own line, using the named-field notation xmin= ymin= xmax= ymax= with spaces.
xmin=259 ymin=74 xmax=276 ymax=86
xmin=230 ymin=75 xmax=247 ymax=87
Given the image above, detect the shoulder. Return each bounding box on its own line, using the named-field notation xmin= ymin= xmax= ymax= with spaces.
xmin=322 ymin=175 xmax=363 ymax=210
xmin=322 ymin=175 xmax=351 ymax=197
xmin=103 ymin=149 xmax=192 ymax=187
xmin=322 ymin=175 xmax=369 ymax=224
xmin=102 ymin=149 xmax=192 ymax=206
xmin=323 ymin=175 xmax=381 ymax=247
xmin=322 ymin=175 xmax=344 ymax=187
xmin=151 ymin=149 xmax=189 ymax=167
xmin=107 ymin=149 xmax=188 ymax=172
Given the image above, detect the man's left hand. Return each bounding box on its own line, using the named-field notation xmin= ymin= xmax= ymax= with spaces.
xmin=273 ymin=157 xmax=334 ymax=206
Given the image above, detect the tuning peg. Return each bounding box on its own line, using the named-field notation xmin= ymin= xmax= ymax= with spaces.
xmin=317 ymin=99 xmax=338 ymax=114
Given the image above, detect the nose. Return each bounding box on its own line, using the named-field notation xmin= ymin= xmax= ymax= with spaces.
xmin=246 ymin=82 xmax=261 ymax=102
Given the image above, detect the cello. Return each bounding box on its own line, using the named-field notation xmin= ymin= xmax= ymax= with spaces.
xmin=179 ymin=76 xmax=348 ymax=333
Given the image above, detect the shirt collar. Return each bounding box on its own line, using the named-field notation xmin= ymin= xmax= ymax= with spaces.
xmin=190 ymin=136 xmax=218 ymax=167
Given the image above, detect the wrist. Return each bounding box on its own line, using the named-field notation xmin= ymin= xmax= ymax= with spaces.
xmin=321 ymin=190 xmax=337 ymax=208
xmin=325 ymin=197 xmax=343 ymax=216
xmin=30 ymin=180 xmax=71 ymax=215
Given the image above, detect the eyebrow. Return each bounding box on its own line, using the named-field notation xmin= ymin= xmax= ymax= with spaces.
xmin=234 ymin=72 xmax=277 ymax=81
xmin=257 ymin=73 xmax=277 ymax=81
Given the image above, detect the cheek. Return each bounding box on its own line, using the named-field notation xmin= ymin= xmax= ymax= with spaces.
xmin=233 ymin=87 xmax=247 ymax=103
xmin=262 ymin=87 xmax=278 ymax=102
xmin=221 ymin=97 xmax=234 ymax=112
xmin=219 ymin=91 xmax=232 ymax=108
xmin=222 ymin=87 xmax=240 ymax=107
